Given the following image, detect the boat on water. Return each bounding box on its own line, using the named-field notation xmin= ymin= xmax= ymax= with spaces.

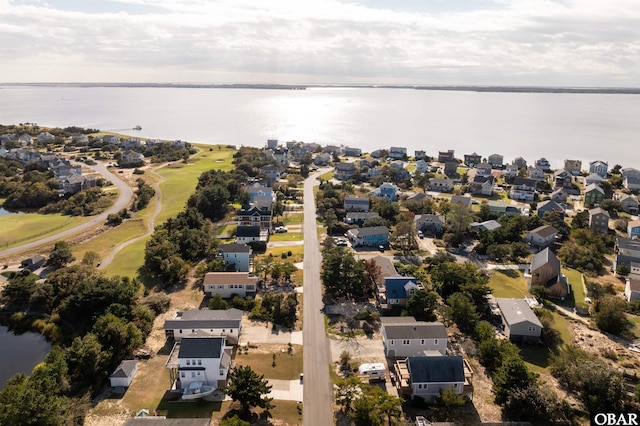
xmin=181 ymin=382 xmax=215 ymax=400
xmin=133 ymin=125 xmax=142 ymax=130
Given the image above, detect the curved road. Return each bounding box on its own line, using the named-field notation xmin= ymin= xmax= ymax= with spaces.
xmin=0 ymin=161 xmax=133 ymax=260
xmin=302 ymin=172 xmax=333 ymax=425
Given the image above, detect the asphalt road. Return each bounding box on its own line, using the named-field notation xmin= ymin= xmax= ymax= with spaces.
xmin=302 ymin=172 xmax=333 ymax=426
xmin=0 ymin=161 xmax=133 ymax=260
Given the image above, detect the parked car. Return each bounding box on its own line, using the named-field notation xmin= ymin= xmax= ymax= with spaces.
xmin=275 ymin=226 xmax=288 ymax=233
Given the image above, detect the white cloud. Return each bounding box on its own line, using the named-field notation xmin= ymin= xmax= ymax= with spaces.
xmin=0 ymin=0 xmax=639 ymax=85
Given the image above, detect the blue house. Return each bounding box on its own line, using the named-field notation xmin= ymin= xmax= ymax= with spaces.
xmin=369 ymin=182 xmax=398 ymax=201
xmin=384 ymin=276 xmax=421 ymax=306
xmin=628 ymin=220 xmax=640 ymax=239
xmin=346 ymin=226 xmax=389 ymax=247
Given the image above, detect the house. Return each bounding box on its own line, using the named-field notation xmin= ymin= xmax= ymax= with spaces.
xmin=122 ymin=150 xmax=145 ymax=166
xmin=622 ymin=167 xmax=640 ymax=180
xmin=529 ymin=248 xmax=569 ymax=299
xmin=406 ymin=192 xmax=431 ymax=203
xmin=535 ymin=158 xmax=552 ymax=172
xmin=617 ymin=194 xmax=639 ymax=214
xmin=495 ymin=298 xmax=543 ymax=343
xmin=471 ymin=220 xmax=501 ymax=232
xmin=381 ymin=317 xmax=447 ymax=358
xmin=451 ymin=195 xmax=473 ymax=211
xmin=415 ymin=159 xmax=429 ymax=173
xmin=476 ymin=162 xmax=493 ymax=177
xmin=20 ymin=254 xmax=46 ymax=271
xmin=414 ymin=150 xmax=426 ymax=160
xmin=554 ymin=169 xmax=573 ymax=188
xmin=463 ymin=152 xmax=482 ymax=168
xmin=334 ymin=162 xmax=357 ymax=180
xmin=503 ymin=163 xmax=519 ymax=176
xmin=488 ymin=200 xmax=521 ymax=216
xmin=414 ymin=214 xmax=445 ymax=235
xmin=527 ymin=167 xmax=545 ymax=181
xmin=390 ymin=160 xmax=406 ymax=170
xmin=443 ymin=161 xmax=458 ymax=176
xmin=58 ymin=173 xmax=97 ymax=195
xmin=347 ymin=226 xmax=389 ymax=247
xmin=102 ymin=135 xmax=120 ymax=145
xmin=109 ymin=360 xmax=138 ymax=388
xmin=395 ymin=355 xmax=467 ymax=402
xmin=266 ymin=139 xmax=278 ymax=149
xmin=628 ymin=220 xmax=640 ymax=239
xmin=167 ymin=337 xmax=230 ymax=389
xmin=237 ymin=206 xmax=272 ymax=232
xmin=314 ymin=152 xmax=331 ymax=166
xmin=564 ymin=159 xmax=582 ymax=175
xmin=218 ymin=244 xmax=252 ymax=272
xmin=468 ymin=175 xmax=494 ymax=196
xmin=384 ymin=276 xmax=421 ymax=306
xmin=122 ymin=138 xmax=142 ymax=149
xmin=245 ymin=183 xmax=276 ymax=209
xmin=625 ymin=279 xmax=640 ymax=302
xmin=589 ymin=207 xmax=610 ymax=234
xmin=70 ymin=133 xmax=89 ymax=144
xmin=323 ymin=145 xmax=341 ymax=155
xmin=202 ymin=272 xmax=258 ymax=298
xmin=512 ymin=157 xmax=527 ymax=170
xmin=589 ymin=160 xmax=609 ymax=178
xmin=584 ymin=173 xmax=604 ymax=186
xmin=525 ymin=225 xmax=559 ymax=247
xmin=344 ymin=212 xmax=380 ymax=226
xmin=164 ymin=308 xmax=243 ymax=343
xmin=37 ymin=132 xmax=55 ymax=142
xmin=551 ymin=188 xmax=569 ymax=204
xmin=622 ymin=168 xmax=640 ymax=191
xmin=389 ymin=147 xmax=407 ymax=160
xmin=428 ymin=177 xmax=453 ymax=192
xmin=615 ymin=237 xmax=640 ymax=278
xmin=583 ymin=184 xmax=605 ymax=206
xmin=438 ymin=150 xmax=455 ymax=163
xmin=369 ymin=182 xmax=398 ymax=201
xmin=344 ymin=197 xmax=370 ymax=212
xmin=371 ymin=149 xmax=384 ymax=158
xmin=235 ymin=225 xmax=262 ymax=244
xmin=488 ymin=153 xmax=504 ymax=168
xmin=358 ymin=156 xmax=376 ymax=169
xmin=370 ymin=255 xmax=400 ymax=301
xmin=509 ymin=177 xmax=537 ymax=201
xmin=259 ymin=165 xmax=281 ymax=185
xmin=344 ymin=147 xmax=362 ymax=157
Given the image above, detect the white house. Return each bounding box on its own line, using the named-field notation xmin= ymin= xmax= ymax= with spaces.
xmin=109 ymin=360 xmax=138 ymax=388
xmin=169 ymin=337 xmax=231 ymax=389
xmin=381 ymin=317 xmax=448 ymax=358
xmin=525 ymin=225 xmax=559 ymax=247
xmin=495 ymin=298 xmax=543 ymax=343
xmin=164 ymin=308 xmax=243 ymax=343
xmin=218 ymin=243 xmax=252 ymax=272
xmin=344 ymin=197 xmax=370 ymax=212
xmin=203 ymin=272 xmax=258 ymax=298
xmin=396 ymin=356 xmax=466 ymax=403
xmin=626 ymin=278 xmax=640 ymax=302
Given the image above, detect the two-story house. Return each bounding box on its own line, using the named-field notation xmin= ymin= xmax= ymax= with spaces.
xmin=487 ymin=154 xmax=503 ymax=169
xmin=622 ymin=168 xmax=640 ymax=191
xmin=389 ymin=147 xmax=408 ymax=160
xmin=476 ymin=162 xmax=493 ymax=177
xmin=443 ymin=161 xmax=458 ymax=176
xmin=525 ymin=225 xmax=559 ymax=247
xmin=415 ymin=159 xmax=429 ymax=173
xmin=167 ymin=337 xmax=231 ymax=390
xmin=438 ymin=150 xmax=455 ymax=163
xmin=237 ymin=206 xmax=272 ymax=233
xmin=218 ymin=243 xmax=252 ymax=272
xmin=235 ymin=226 xmax=263 ymax=244
xmin=203 ymin=272 xmax=258 ymax=298
xmin=334 ymin=162 xmax=357 ymax=180
xmin=509 ymin=177 xmax=537 ymax=201
xmin=463 ymin=152 xmax=482 ymax=168
xmin=259 ymin=165 xmax=282 ymax=185
xmin=428 ymin=178 xmax=453 ymax=192
xmin=583 ymin=184 xmax=605 ymax=206
xmin=395 ymin=355 xmax=467 ymax=402
xmin=529 ymin=248 xmax=569 ymax=299
xmin=344 ymin=147 xmax=362 ymax=157
xmin=553 ymin=169 xmax=573 ymax=189
xmin=164 ymin=308 xmax=243 ymax=343
xmin=346 ymin=226 xmax=389 ymax=247
xmin=414 ymin=214 xmax=445 ymax=236
xmin=534 ymin=158 xmax=552 ymax=172
xmin=614 ymin=237 xmax=640 ymax=279
xmin=384 ymin=276 xmax=421 ymax=306
xmin=369 ymin=182 xmax=398 ymax=201
xmin=527 ymin=167 xmax=545 ymax=181
xmin=495 ymin=298 xmax=543 ymax=343
xmin=617 ymin=194 xmax=639 ymax=214
xmin=344 ymin=197 xmax=370 ymax=212
xmin=564 ymin=159 xmax=582 ymax=175
xmin=314 ymin=152 xmax=331 ymax=166
xmin=589 ymin=160 xmax=609 ymax=178
xmin=245 ymin=183 xmax=276 ymax=209
xmin=468 ymin=175 xmax=494 ymax=196
xmin=381 ymin=317 xmax=447 ymax=358
xmin=589 ymin=207 xmax=610 ymax=234
xmin=512 ymin=157 xmax=527 ymax=170
xmin=628 ymin=220 xmax=640 ymax=239
xmin=344 ymin=212 xmax=380 ymax=226
xmin=414 ymin=150 xmax=426 ymax=160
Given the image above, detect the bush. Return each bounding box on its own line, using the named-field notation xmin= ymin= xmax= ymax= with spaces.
xmin=133 ymin=168 xmax=145 ymax=175
xmin=141 ymin=293 xmax=171 ymax=314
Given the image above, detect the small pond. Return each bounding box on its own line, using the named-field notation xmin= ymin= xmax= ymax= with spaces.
xmin=0 ymin=325 xmax=51 ymax=388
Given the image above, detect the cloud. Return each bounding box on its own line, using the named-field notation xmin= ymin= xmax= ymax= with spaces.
xmin=0 ymin=0 xmax=639 ymax=85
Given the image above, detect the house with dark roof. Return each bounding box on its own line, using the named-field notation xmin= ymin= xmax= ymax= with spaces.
xmin=164 ymin=308 xmax=243 ymax=343
xmin=203 ymin=272 xmax=258 ymax=298
xmin=381 ymin=317 xmax=448 ymax=357
xmin=625 ymin=278 xmax=640 ymax=302
xmin=167 ymin=337 xmax=230 ymax=390
xmin=509 ymin=177 xmax=537 ymax=202
xmin=234 ymin=225 xmax=263 ymax=244
xmin=450 ymin=195 xmax=472 ymax=210
xmin=444 ymin=161 xmax=458 ymax=176
xmin=528 ymin=248 xmax=569 ymax=299
xmin=370 ymin=256 xmax=399 ymax=300
xmin=495 ymin=298 xmax=543 ymax=343
xmin=537 ymin=200 xmax=564 ymax=219
xmin=468 ymin=175 xmax=493 ymax=196
xmin=476 ymin=162 xmax=493 ymax=177
xmin=21 ymin=254 xmax=46 ymax=271
xmin=525 ymin=225 xmax=559 ymax=248
xmin=438 ymin=150 xmax=455 ymax=163
xmin=589 ymin=160 xmax=608 ymax=178
xmin=344 ymin=197 xmax=370 ymax=212
xmin=259 ymin=165 xmax=281 ymax=185
xmin=534 ymin=157 xmax=552 ymax=172
xmin=583 ymin=184 xmax=605 ymax=206
xmin=470 ymin=220 xmax=501 ymax=232
xmin=589 ymin=207 xmax=610 ymax=234
xmin=584 ymin=173 xmax=604 ymax=186
xmin=428 ymin=177 xmax=453 ymax=192
xmin=488 ymin=153 xmax=503 ymax=168
xmin=218 ymin=243 xmax=252 ymax=272
xmin=628 ymin=220 xmax=640 ymax=239
xmin=617 ymin=194 xmax=639 ymax=214
xmin=415 ymin=214 xmax=445 ymax=235
xmin=615 ymin=237 xmax=640 ymax=279
xmin=237 ymin=206 xmax=272 ymax=232
xmin=487 ymin=200 xmax=521 ymax=216
xmin=554 ymin=169 xmax=574 ymax=189
xmin=109 ymin=360 xmax=138 ymax=388
xmin=564 ymin=159 xmax=582 ymax=176
xmin=463 ymin=152 xmax=482 ymax=167
xmin=369 ymin=182 xmax=398 ymax=201
xmin=334 ymin=162 xmax=357 ymax=180
xmin=551 ymin=188 xmax=569 ymax=204
xmin=346 ymin=226 xmax=389 ymax=247
xmin=344 ymin=211 xmax=380 ymax=226
xmin=384 ymin=276 xmax=421 ymax=307
xmin=389 ymin=146 xmax=407 ymax=160
xmin=395 ymin=355 xmax=468 ymax=402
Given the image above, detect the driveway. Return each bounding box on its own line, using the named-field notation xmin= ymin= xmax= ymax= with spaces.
xmin=329 ymin=336 xmax=386 ymax=364
xmin=239 ymin=324 xmax=303 ymax=345
xmin=267 ymin=379 xmax=304 ymax=402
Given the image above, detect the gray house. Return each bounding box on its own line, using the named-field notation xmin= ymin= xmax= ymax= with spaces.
xmin=495 ymin=298 xmax=543 ymax=343
xmin=381 ymin=317 xmax=448 ymax=358
xmin=164 ymin=308 xmax=243 ymax=343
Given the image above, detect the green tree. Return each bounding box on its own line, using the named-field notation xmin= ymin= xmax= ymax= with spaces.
xmin=47 ymin=241 xmax=76 ymax=269
xmin=220 ymin=415 xmax=251 ymax=426
xmin=351 ymin=392 xmax=382 ymax=426
xmin=334 ymin=375 xmax=362 ymax=413
xmin=492 ymin=354 xmax=538 ymax=405
xmin=445 ymin=292 xmax=479 ymax=333
xmin=594 ymin=295 xmax=631 ymax=335
xmin=406 ymin=289 xmax=438 ymax=321
xmin=209 ymin=294 xmax=229 ymax=310
xmin=81 ymin=251 xmax=101 ymax=267
xmin=223 ymin=366 xmax=273 ymax=416
xmin=433 ymin=387 xmax=466 ymax=421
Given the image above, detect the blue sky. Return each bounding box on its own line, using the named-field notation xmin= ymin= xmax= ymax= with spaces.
xmin=1 ymin=0 xmax=639 ymax=86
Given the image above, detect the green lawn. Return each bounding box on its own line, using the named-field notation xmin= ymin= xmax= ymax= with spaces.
xmin=487 ymin=269 xmax=530 ymax=298
xmin=0 ymin=213 xmax=86 ymax=251
xmin=521 ymin=309 xmax=572 ymax=374
xmin=268 ymin=232 xmax=303 ymax=242
xmin=216 ymin=223 xmax=237 ymax=237
xmin=263 ymin=245 xmax=304 ymax=263
xmin=562 ymin=268 xmax=587 ymax=309
xmin=234 ymin=345 xmax=303 ymax=380
xmin=319 ymin=171 xmax=334 ymax=181
xmin=72 ymin=219 xmax=148 ymax=264
xmin=281 ymin=213 xmax=304 ymax=225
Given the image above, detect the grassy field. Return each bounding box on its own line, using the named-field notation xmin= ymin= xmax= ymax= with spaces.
xmin=487 ymin=269 xmax=530 ymax=298
xmin=263 ymin=245 xmax=304 ymax=263
xmin=269 ymin=232 xmax=303 ymax=242
xmin=562 ymin=268 xmax=587 ymax=309
xmin=281 ymin=213 xmax=304 ymax=225
xmin=234 ymin=346 xmax=303 ymax=380
xmin=0 ymin=213 xmax=86 ymax=252
xmin=520 ymin=309 xmax=572 ymax=374
xmin=72 ymin=219 xmax=148 ymax=265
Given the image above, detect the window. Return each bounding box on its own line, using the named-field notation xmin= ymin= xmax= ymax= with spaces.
xmin=528 ymin=326 xmax=536 ymax=332
xmin=402 ymin=340 xmax=410 ymax=345
xmin=434 ymin=339 xmax=439 ymax=345
xmin=222 ymin=329 xmax=225 ymax=333
xmin=191 ymin=372 xmax=196 ymax=378
xmin=197 ymin=359 xmax=202 ymax=365
xmin=421 ymin=339 xmax=425 ymax=345
xmin=179 ymin=330 xmax=182 ymax=334
xmin=230 ymin=329 xmax=233 ymax=333
xmin=219 ymin=369 xmax=225 ymax=376
xmin=417 ymin=384 xmax=422 ymax=389
xmin=389 ymin=340 xmax=394 ymax=345
xmin=181 ymin=372 xmax=185 ymax=378
xmin=186 ymin=360 xmax=191 ymax=366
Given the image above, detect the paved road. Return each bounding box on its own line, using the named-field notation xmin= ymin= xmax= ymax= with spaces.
xmin=0 ymin=161 xmax=133 ymax=260
xmin=302 ymin=173 xmax=333 ymax=426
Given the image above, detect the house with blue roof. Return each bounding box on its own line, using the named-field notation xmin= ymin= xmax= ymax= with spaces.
xmin=384 ymin=276 xmax=421 ymax=306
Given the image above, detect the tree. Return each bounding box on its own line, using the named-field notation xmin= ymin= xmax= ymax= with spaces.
xmin=47 ymin=241 xmax=76 ymax=269
xmin=392 ymin=219 xmax=417 ymax=252
xmin=209 ymin=294 xmax=228 ymax=310
xmin=223 ymin=365 xmax=273 ymax=416
xmin=81 ymin=251 xmax=101 ymax=267
xmin=445 ymin=292 xmax=479 ymax=333
xmin=220 ymin=415 xmax=251 ymax=426
xmin=433 ymin=387 xmax=466 ymax=421
xmin=350 ymin=391 xmax=382 ymax=426
xmin=324 ymin=208 xmax=338 ymax=236
xmin=594 ymin=295 xmax=631 ymax=335
xmin=492 ymin=354 xmax=538 ymax=405
xmin=502 ymin=384 xmax=568 ymax=422
xmin=334 ymin=375 xmax=362 ymax=413
xmin=406 ymin=289 xmax=438 ymax=321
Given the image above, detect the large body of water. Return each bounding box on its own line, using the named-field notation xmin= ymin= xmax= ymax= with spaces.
xmin=0 ymin=325 xmax=51 ymax=388
xmin=1 ymin=85 xmax=639 ymax=169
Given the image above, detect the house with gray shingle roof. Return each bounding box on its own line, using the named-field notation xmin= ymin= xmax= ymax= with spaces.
xmin=346 ymin=226 xmax=389 ymax=247
xmin=164 ymin=308 xmax=243 ymax=343
xmin=396 ymin=356 xmax=466 ymax=402
xmin=525 ymin=225 xmax=559 ymax=247
xmin=495 ymin=298 xmax=543 ymax=343
xmin=381 ymin=317 xmax=447 ymax=358
xmin=167 ymin=337 xmax=230 ymax=390
xmin=109 ymin=360 xmax=138 ymax=388
xmin=529 ymin=248 xmax=569 ymax=299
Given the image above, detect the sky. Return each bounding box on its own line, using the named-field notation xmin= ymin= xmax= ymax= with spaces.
xmin=1 ymin=0 xmax=640 ymax=86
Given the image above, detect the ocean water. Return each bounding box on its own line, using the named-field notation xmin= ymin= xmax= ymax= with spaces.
xmin=1 ymin=85 xmax=639 ymax=169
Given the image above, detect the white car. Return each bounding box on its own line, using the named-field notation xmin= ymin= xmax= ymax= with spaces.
xmin=275 ymin=226 xmax=288 ymax=233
